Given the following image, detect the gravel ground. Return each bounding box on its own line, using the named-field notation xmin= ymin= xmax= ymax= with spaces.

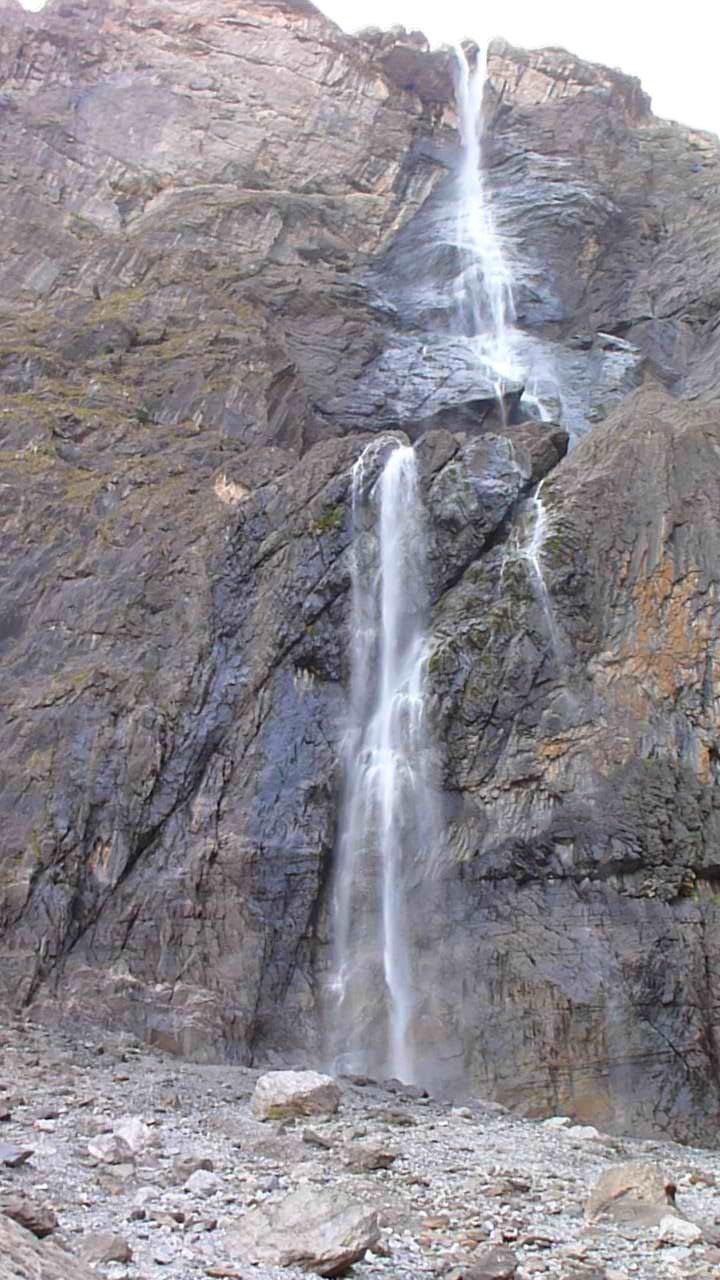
xmin=1 ymin=1015 xmax=719 ymax=1280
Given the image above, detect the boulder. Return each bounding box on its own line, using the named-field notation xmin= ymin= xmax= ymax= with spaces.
xmin=0 ymin=1192 xmax=57 ymax=1238
xmin=113 ymin=1115 xmax=152 ymax=1155
xmin=586 ymin=1162 xmax=677 ymax=1227
xmin=87 ymin=1115 xmax=153 ymax=1163
xmin=79 ymin=1232 xmax=133 ymax=1266
xmin=223 ymin=1185 xmax=380 ymax=1276
xmin=0 ymin=1212 xmax=95 ymax=1279
xmin=251 ymin=1071 xmax=340 ymax=1121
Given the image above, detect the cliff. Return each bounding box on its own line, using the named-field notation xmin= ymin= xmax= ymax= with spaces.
xmin=2 ymin=0 xmax=720 ymax=1143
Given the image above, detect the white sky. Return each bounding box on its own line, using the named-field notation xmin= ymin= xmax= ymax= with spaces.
xmin=18 ymin=0 xmax=720 ymax=136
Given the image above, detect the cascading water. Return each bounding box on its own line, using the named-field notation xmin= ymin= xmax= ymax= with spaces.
xmin=327 ymin=44 xmax=566 ymax=1088
xmin=330 ymin=438 xmax=437 ymax=1083
xmin=454 ymin=43 xmax=561 ymax=646
xmin=453 ymin=44 xmax=559 ymax=424
xmin=520 ymin=483 xmax=564 ymax=663
xmin=453 ymin=43 xmax=518 ymax=399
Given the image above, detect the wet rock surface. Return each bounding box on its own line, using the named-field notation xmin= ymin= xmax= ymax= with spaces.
xmin=0 ymin=1020 xmax=719 ymax=1280
xmin=1 ymin=0 xmax=720 ymax=1143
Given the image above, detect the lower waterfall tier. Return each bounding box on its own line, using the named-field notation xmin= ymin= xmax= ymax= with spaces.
xmin=4 ymin=388 xmax=720 ymax=1142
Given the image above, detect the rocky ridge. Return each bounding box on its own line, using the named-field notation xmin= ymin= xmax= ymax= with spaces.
xmin=1 ymin=0 xmax=720 ymax=1142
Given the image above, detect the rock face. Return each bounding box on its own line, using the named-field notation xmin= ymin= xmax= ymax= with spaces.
xmin=2 ymin=0 xmax=720 ymax=1142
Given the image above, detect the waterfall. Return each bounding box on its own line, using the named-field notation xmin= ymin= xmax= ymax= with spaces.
xmin=453 ymin=44 xmax=559 ymax=422
xmin=453 ymin=43 xmax=518 ymax=396
xmin=521 ymin=485 xmax=563 ymax=657
xmin=330 ymin=438 xmax=436 ymax=1083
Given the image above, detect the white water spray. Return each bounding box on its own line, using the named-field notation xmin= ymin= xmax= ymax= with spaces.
xmin=453 ymin=45 xmax=559 ymax=422
xmin=330 ymin=439 xmax=437 ymax=1082
xmin=453 ymin=45 xmax=519 ymax=399
xmin=519 ymin=482 xmax=565 ymax=668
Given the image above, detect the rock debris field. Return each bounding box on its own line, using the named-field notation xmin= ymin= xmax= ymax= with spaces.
xmin=1 ymin=1018 xmax=719 ymax=1280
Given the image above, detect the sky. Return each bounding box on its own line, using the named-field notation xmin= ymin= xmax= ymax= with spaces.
xmin=17 ymin=0 xmax=720 ymax=136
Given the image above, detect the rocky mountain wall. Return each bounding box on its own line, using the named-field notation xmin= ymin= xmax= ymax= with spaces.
xmin=2 ymin=0 xmax=720 ymax=1142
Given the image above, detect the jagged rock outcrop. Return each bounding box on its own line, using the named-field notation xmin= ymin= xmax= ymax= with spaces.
xmin=2 ymin=0 xmax=720 ymax=1141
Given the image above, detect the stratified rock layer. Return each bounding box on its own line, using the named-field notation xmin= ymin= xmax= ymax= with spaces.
xmin=1 ymin=0 xmax=720 ymax=1141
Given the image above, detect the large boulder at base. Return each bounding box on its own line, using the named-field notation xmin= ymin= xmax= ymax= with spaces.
xmin=0 ymin=1212 xmax=95 ymax=1280
xmin=251 ymin=1070 xmax=341 ymax=1121
xmin=585 ymin=1161 xmax=678 ymax=1227
xmin=222 ymin=1185 xmax=380 ymax=1276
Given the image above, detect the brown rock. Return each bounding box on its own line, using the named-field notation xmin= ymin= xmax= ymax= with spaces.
xmin=303 ymin=1128 xmax=334 ymax=1150
xmin=0 ymin=1212 xmax=96 ymax=1279
xmin=0 ymin=1193 xmax=58 ymax=1239
xmin=79 ymin=1232 xmax=133 ymax=1266
xmin=344 ymin=1143 xmax=398 ymax=1171
xmin=445 ymin=1245 xmax=519 ymax=1279
xmin=585 ymin=1161 xmax=677 ymax=1227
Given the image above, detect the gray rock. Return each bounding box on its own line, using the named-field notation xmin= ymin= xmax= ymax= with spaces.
xmin=303 ymin=1128 xmax=334 ymax=1150
xmin=112 ymin=1115 xmax=152 ymax=1156
xmin=87 ymin=1133 xmax=132 ymax=1165
xmin=658 ymin=1215 xmax=703 ymax=1246
xmin=172 ymin=1151 xmax=215 ymax=1182
xmin=223 ymin=1185 xmax=380 ymax=1275
xmin=0 ymin=1142 xmax=32 ymax=1167
xmin=153 ymin=1242 xmax=178 ymax=1266
xmin=184 ymin=1168 xmax=221 ymax=1198
xmin=251 ymin=1071 xmax=341 ymax=1121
